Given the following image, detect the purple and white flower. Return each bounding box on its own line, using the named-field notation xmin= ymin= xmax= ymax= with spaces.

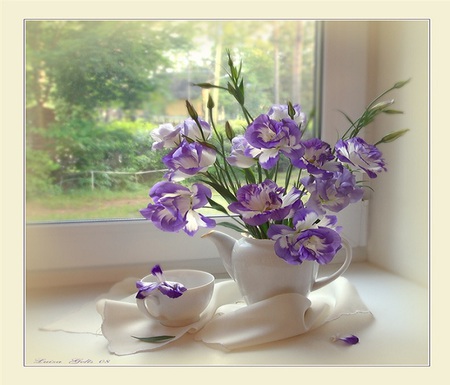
xmin=302 ymin=168 xmax=364 ymax=214
xmin=228 ymin=179 xmax=302 ymax=226
xmin=267 ymin=208 xmax=342 ymax=265
xmin=151 ymin=123 xmax=182 ymax=150
xmin=140 ymin=181 xmax=216 ymax=236
xmin=182 ymin=117 xmax=212 ymax=142
xmin=297 ymin=138 xmax=341 ymax=175
xmin=140 ymin=55 xmax=406 ymax=270
xmin=226 ymin=135 xmax=261 ymax=168
xmin=268 ymin=104 xmax=307 ymax=128
xmin=136 ymin=264 xmax=187 ymax=299
xmin=335 ymin=137 xmax=387 ymax=178
xmin=163 ymin=140 xmax=217 ymax=181
xmin=151 ymin=118 xmax=212 ymax=150
xmin=244 ymin=114 xmax=304 ymax=169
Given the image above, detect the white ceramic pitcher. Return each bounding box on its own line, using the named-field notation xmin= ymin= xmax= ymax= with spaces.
xmin=203 ymin=231 xmax=352 ymax=304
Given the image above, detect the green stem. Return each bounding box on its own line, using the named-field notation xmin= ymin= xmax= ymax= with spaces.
xmin=284 ymin=163 xmax=293 ymax=191
xmin=273 ymin=161 xmax=279 ymax=184
xmin=257 ymin=163 xmax=263 ymax=184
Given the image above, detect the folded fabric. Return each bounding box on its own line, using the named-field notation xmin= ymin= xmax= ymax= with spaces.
xmin=99 ymin=277 xmax=371 ymax=354
xmin=41 ymin=276 xmax=373 ymax=355
xmin=97 ymin=280 xmax=241 ymax=355
xmin=196 ymin=278 xmax=372 ymax=351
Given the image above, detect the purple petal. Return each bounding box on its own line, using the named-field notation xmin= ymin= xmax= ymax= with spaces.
xmin=151 ymin=264 xmax=163 ymax=277
xmin=244 ymin=115 xmax=279 ymax=149
xmin=150 ymin=181 xmax=189 ymax=202
xmin=158 ymin=281 xmax=187 ymax=298
xmin=273 ymin=235 xmax=303 ymax=265
xmin=183 ymin=210 xmax=216 ymax=236
xmin=229 ymin=180 xmax=294 ymax=225
xmin=182 ymin=118 xmax=212 ymax=141
xmin=335 ymin=137 xmax=386 ymax=178
xmin=268 ymin=104 xmax=307 ymax=127
xmin=226 ymin=135 xmax=260 ymax=168
xmin=258 ymin=148 xmax=281 ymax=169
xmin=135 ymin=281 xmax=159 ymax=299
xmin=298 ymin=228 xmax=342 ymax=264
xmin=191 ymin=183 xmax=213 ymax=209
xmin=140 ymin=204 xmax=187 ymax=233
xmin=136 ymin=265 xmax=188 ymax=299
xmin=267 ymin=224 xmax=295 ymax=239
xmin=336 ymin=335 xmax=359 ymax=345
xmin=163 ymin=141 xmax=216 ymax=180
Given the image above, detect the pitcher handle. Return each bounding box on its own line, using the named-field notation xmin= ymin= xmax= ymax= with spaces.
xmin=312 ymin=237 xmax=352 ymax=291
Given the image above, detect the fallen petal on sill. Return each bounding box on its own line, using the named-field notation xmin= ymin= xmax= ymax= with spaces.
xmin=331 ymin=334 xmax=359 ymax=345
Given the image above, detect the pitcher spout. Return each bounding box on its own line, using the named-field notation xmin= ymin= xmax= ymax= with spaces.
xmin=202 ymin=230 xmax=237 ymax=279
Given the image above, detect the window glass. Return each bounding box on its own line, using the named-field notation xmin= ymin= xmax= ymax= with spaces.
xmin=26 ymin=20 xmax=320 ymax=223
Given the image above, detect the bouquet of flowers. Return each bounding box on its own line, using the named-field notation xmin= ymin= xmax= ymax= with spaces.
xmin=140 ymin=51 xmax=409 ymax=266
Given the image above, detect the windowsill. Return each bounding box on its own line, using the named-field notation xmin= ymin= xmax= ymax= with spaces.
xmin=25 ymin=261 xmax=429 ymax=366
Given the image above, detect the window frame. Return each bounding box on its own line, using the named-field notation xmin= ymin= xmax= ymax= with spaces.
xmin=25 ymin=20 xmax=373 ymax=287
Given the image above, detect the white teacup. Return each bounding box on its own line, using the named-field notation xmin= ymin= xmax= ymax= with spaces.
xmin=136 ymin=269 xmax=215 ymax=327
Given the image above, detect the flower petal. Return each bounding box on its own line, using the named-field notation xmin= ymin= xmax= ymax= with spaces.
xmin=183 ymin=210 xmax=216 ymax=236
xmin=135 ymin=281 xmax=159 ymax=299
xmin=158 ymin=281 xmax=187 ymax=298
xmin=332 ymin=334 xmax=360 ymax=345
xmin=151 ymin=264 xmax=164 ymax=278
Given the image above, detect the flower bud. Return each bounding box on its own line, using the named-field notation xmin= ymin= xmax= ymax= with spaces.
xmin=383 ymin=109 xmax=403 ymax=114
xmin=185 ymin=100 xmax=199 ymax=120
xmin=287 ymin=101 xmax=296 ymax=120
xmin=376 ymin=129 xmax=409 ymax=145
xmin=225 ymin=121 xmax=235 ymax=140
xmin=193 ymin=82 xmax=215 ymax=89
xmin=207 ymin=94 xmax=215 ymax=110
xmin=369 ymin=99 xmax=394 ymax=112
xmin=393 ymin=79 xmax=411 ymax=89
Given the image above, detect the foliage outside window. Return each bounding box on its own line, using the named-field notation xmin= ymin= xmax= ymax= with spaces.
xmin=25 ymin=20 xmax=319 ymax=222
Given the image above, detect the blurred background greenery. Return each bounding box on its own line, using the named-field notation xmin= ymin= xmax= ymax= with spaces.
xmin=25 ymin=20 xmax=318 ymax=222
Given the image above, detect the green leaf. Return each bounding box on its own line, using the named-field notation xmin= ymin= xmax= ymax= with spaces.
xmin=199 ymin=178 xmax=236 ymax=203
xmin=132 ymin=335 xmax=175 ymax=343
xmin=243 ymin=168 xmax=256 ymax=184
xmin=338 ymin=110 xmax=356 ymax=127
xmin=227 ymin=82 xmax=237 ymax=98
xmin=207 ymin=197 xmax=229 ymax=215
xmin=237 ymin=60 xmax=243 ymax=78
xmin=217 ymin=221 xmax=246 ymax=233
xmin=198 ymin=140 xmax=218 ymax=151
xmin=236 ymin=79 xmax=245 ymax=104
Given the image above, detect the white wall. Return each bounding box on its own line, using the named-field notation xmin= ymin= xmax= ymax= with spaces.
xmin=321 ymin=20 xmax=429 ymax=286
xmin=321 ymin=21 xmax=370 ymax=144
xmin=366 ymin=21 xmax=429 ymax=286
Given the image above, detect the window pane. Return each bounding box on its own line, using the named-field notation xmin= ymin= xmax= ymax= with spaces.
xmin=26 ymin=20 xmax=320 ymax=223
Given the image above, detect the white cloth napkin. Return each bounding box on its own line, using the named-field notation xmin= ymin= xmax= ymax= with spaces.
xmin=196 ymin=277 xmax=372 ymax=351
xmin=41 ymin=276 xmax=373 ymax=355
xmin=97 ymin=280 xmax=242 ymax=355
